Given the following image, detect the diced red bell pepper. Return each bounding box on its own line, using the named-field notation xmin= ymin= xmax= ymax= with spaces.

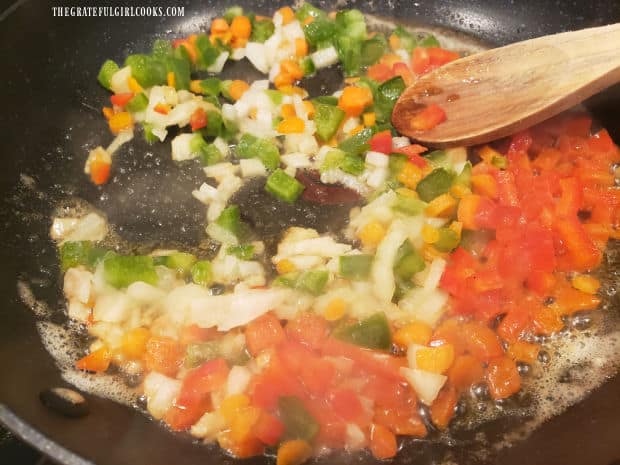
xmin=486 ymin=356 xmax=521 ymax=400
xmin=369 ymin=130 xmax=393 ymax=154
xmin=110 ymin=92 xmax=135 ymax=107
xmin=556 ymin=177 xmax=582 ymax=218
xmin=588 ymin=129 xmax=615 ymax=153
xmin=428 ymin=47 xmax=460 ymax=66
xmin=393 ymin=144 xmax=429 ymax=167
xmin=554 ymin=217 xmax=602 ymax=271
xmin=409 ymin=104 xmax=446 ymax=131
xmin=190 ymin=107 xmax=208 ymax=131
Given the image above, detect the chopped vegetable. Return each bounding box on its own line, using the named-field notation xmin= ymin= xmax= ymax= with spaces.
xmin=333 ymin=312 xmax=391 ymax=350
xmin=265 ymin=169 xmax=305 ymax=203
xmin=103 ymin=255 xmax=158 ymax=288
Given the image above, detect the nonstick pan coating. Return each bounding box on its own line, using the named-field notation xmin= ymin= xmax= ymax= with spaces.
xmin=1 ymin=1 xmax=620 ymax=464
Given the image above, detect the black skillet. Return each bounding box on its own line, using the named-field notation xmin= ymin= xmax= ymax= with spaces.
xmin=1 ymin=0 xmax=620 ymax=464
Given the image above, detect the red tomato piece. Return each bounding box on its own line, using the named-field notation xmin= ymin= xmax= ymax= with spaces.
xmin=285 ymin=312 xmax=329 ymax=350
xmin=462 ymin=322 xmax=503 ymax=362
xmin=245 ymin=313 xmax=286 ymax=356
xmin=253 ymin=411 xmax=285 ymax=446
xmin=144 ymin=336 xmax=182 ymax=377
xmin=329 ymin=388 xmax=365 ymax=423
xmin=486 ymin=356 xmax=521 ymax=400
xmin=370 ymin=424 xmax=398 ymax=459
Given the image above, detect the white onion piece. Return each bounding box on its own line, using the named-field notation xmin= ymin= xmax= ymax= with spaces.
xmin=400 ymin=367 xmax=447 ymax=405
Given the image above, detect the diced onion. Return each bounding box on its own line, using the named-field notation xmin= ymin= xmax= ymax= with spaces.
xmin=311 ymin=46 xmax=339 ymax=69
xmin=400 ymin=367 xmax=447 ymax=405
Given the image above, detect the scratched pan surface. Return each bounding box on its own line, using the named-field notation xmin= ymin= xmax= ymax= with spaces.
xmin=1 ymin=0 xmax=620 ymax=464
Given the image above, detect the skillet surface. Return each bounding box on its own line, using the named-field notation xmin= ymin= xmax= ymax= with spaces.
xmin=1 ymin=1 xmax=620 ymax=464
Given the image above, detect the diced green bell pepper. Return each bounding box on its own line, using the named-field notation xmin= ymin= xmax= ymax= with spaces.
xmin=153 ymin=252 xmax=196 ymax=276
xmin=338 ymin=127 xmax=374 ymax=156
xmin=194 ymin=35 xmax=220 ymax=70
xmin=103 ymin=255 xmax=158 ymax=288
xmin=299 ymin=56 xmax=316 ymax=76
xmin=419 ymin=34 xmax=440 ymax=48
xmin=250 ymin=18 xmax=275 ymax=43
xmin=416 ymin=168 xmax=455 ymax=202
xmin=320 ymin=149 xmax=363 ymax=176
xmin=278 ymin=396 xmax=320 ymax=442
xmin=394 ymin=240 xmax=425 ymax=279
xmin=273 ymin=270 xmax=329 ymax=295
xmin=201 ymin=110 xmax=224 ymax=138
xmin=453 ymin=161 xmax=472 ymax=187
xmin=392 ymin=26 xmax=417 ymax=52
xmin=393 ymin=192 xmax=427 ymax=216
xmin=97 ymin=59 xmax=120 ymax=90
xmin=491 ymin=155 xmax=508 ymax=169
xmin=216 ymin=205 xmax=242 ymax=237
xmin=142 ymin=123 xmax=159 ymax=144
xmin=226 ymin=244 xmax=255 ymax=260
xmin=190 ymin=133 xmax=223 ymax=166
xmin=223 ymin=6 xmax=243 ymax=23
xmin=125 ymin=93 xmax=148 ymax=113
xmin=191 ymin=260 xmax=213 ymax=286
xmin=59 ymin=241 xmax=107 ymax=271
xmin=265 ymin=89 xmax=284 ymax=105
xmin=333 ymin=312 xmax=392 ymax=350
xmin=236 ymin=134 xmax=280 ymax=171
xmin=295 ymin=2 xmax=326 ymax=21
xmin=313 ymin=96 xmax=339 ymax=106
xmin=198 ymin=77 xmax=222 ymax=96
xmin=185 ymin=342 xmax=220 ymax=368
xmin=151 ymin=39 xmax=173 ymax=58
xmin=335 ymin=9 xmax=367 ymax=41
xmin=304 ymin=17 xmax=337 ymax=46
xmin=125 ymin=54 xmax=166 ymax=88
xmin=314 ymin=102 xmax=345 ymax=142
xmin=360 ymin=34 xmax=387 ymax=67
xmin=339 ymin=254 xmax=373 ymax=280
xmin=335 ymin=35 xmax=362 ymax=77
xmin=425 ymin=150 xmax=449 ymax=169
xmin=434 ymin=227 xmax=460 ymax=252
xmin=374 ymin=76 xmax=406 ymax=124
xmin=265 ymin=169 xmax=305 ymax=203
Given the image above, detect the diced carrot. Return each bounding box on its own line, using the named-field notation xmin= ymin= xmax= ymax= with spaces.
xmin=75 ymin=347 xmax=111 ymax=372
xmin=280 ymin=59 xmax=304 ymax=80
xmin=144 ymin=336 xmax=182 ymax=376
xmin=274 ymin=73 xmax=295 ymax=89
xmin=277 ymin=439 xmax=313 ymax=465
xmin=430 ymin=384 xmax=458 ymax=429
xmin=370 ymin=424 xmax=398 ymax=460
xmin=102 ymin=106 xmax=114 ymax=120
xmin=277 ymin=6 xmax=295 ymax=24
xmin=90 ymin=159 xmax=111 ymax=185
xmin=486 ymin=356 xmax=521 ymax=400
xmin=338 ymin=85 xmax=373 ymax=117
xmin=471 ymin=174 xmax=499 ymax=199
xmin=457 ymin=194 xmax=482 ymax=230
xmin=295 ymin=38 xmax=308 ymax=57
xmin=447 ymin=354 xmax=484 ymax=391
xmin=393 ymin=321 xmax=433 ymax=347
xmin=507 ymin=341 xmax=539 ymax=364
xmin=120 ymin=327 xmax=150 ymax=359
xmin=211 ymin=17 xmax=229 ymax=34
xmin=277 ymin=117 xmax=305 ymax=134
xmin=409 ymin=104 xmax=447 ymax=131
xmin=230 ymin=15 xmax=252 ymax=39
xmin=245 ymin=313 xmax=286 ymax=356
xmin=108 ymin=111 xmax=133 ymax=134
xmin=415 ymin=344 xmax=455 ymax=374
xmin=154 ymin=103 xmax=171 ymax=115
xmin=229 ymin=80 xmax=250 ymax=101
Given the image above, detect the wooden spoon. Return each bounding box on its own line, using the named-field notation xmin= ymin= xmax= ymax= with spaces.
xmin=392 ymin=23 xmax=620 ymax=147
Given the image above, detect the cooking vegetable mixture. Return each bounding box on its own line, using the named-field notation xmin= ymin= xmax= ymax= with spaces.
xmin=50 ymin=3 xmax=620 ymax=463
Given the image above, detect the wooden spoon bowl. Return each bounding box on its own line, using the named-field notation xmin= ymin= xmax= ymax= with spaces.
xmin=392 ymin=23 xmax=620 ymax=147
